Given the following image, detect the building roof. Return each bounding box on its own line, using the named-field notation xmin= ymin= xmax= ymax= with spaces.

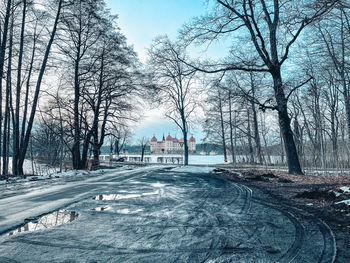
xmin=151 ymin=134 xmax=196 ymax=143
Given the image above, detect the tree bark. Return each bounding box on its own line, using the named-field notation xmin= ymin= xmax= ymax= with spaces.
xmin=218 ymin=91 xmax=227 ymax=162
xmin=141 ymin=144 xmax=146 ymax=162
xmin=7 ymin=6 xmax=14 ymax=175
xmin=0 ymin=0 xmax=12 ymax=174
xmin=181 ymin=110 xmax=189 ymax=165
xmin=228 ymin=92 xmax=235 ymax=164
xmin=183 ymin=130 xmax=189 ymax=165
xmin=250 ymin=74 xmax=263 ymax=164
xmin=21 ymin=26 xmax=37 ymax=151
xmin=72 ymin=45 xmax=82 ymax=169
xmin=247 ymin=108 xmax=255 ymax=164
xmin=2 ymin=14 xmax=13 ymax=176
xmin=272 ymin=68 xmax=302 ymax=174
xmin=13 ymin=0 xmax=27 ymax=175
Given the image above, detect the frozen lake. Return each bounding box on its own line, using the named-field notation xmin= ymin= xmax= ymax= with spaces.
xmin=100 ymin=154 xmax=228 ymax=165
xmin=101 ymin=154 xmax=284 ymax=165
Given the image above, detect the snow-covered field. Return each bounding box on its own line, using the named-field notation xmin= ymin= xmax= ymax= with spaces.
xmin=0 ymin=158 xmax=59 ymax=176
xmin=0 ymin=166 xmax=130 ymax=185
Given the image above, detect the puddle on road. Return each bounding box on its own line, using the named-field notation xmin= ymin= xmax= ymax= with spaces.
xmin=93 ymin=191 xmax=158 ymax=201
xmin=8 ymin=210 xmax=78 ymax=236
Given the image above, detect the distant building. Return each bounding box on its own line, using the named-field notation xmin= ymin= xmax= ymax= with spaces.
xmin=150 ymin=134 xmax=196 ymax=154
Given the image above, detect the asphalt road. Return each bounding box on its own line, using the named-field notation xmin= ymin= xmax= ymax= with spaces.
xmin=0 ymin=166 xmax=336 ymax=262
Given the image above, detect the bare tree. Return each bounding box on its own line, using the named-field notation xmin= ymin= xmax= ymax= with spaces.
xmin=0 ymin=0 xmax=12 ymax=174
xmin=148 ymin=36 xmax=198 ymax=165
xmin=17 ymin=0 xmax=64 ymax=175
xmin=181 ymin=0 xmax=337 ymax=174
xmin=57 ymin=0 xmax=103 ymax=169
xmin=138 ymin=137 xmax=149 ymax=162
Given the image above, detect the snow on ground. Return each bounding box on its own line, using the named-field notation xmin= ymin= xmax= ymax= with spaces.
xmin=0 ymin=166 xmax=132 ymax=185
xmin=340 ymin=186 xmax=350 ymax=193
xmin=0 ymin=158 xmax=59 ymax=177
xmin=332 ymin=186 xmax=350 ymax=206
xmin=171 ymin=166 xmax=215 ymax=173
xmin=0 ymin=165 xmax=163 ymax=235
xmin=335 ymin=199 xmax=350 ymax=205
xmin=330 ymin=190 xmax=342 ymax=197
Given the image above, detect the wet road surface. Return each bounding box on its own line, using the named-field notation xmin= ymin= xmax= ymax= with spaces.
xmin=0 ymin=167 xmax=336 ymax=262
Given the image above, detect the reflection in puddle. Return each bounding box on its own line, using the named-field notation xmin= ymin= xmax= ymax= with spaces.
xmin=93 ymin=191 xmax=158 ymax=201
xmin=8 ymin=210 xmax=78 ymax=236
xmin=92 ymin=206 xmax=113 ymax=211
xmin=116 ymin=208 xmax=143 ymax=214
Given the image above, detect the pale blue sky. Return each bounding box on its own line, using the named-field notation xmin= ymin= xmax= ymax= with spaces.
xmin=105 ymin=0 xmax=227 ymax=144
xmin=105 ymin=0 xmax=208 ymax=62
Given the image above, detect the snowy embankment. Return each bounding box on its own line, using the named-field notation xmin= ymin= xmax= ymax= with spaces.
xmin=0 ymin=158 xmax=59 ymax=177
xmin=0 ymin=166 xmax=126 ymax=185
xmin=334 ymin=186 xmax=350 ymax=206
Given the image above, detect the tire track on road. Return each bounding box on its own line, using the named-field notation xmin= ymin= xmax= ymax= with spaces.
xmin=238 ymin=183 xmax=336 ymax=263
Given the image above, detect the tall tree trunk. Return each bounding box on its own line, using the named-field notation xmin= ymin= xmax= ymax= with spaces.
xmin=228 ymin=92 xmax=235 ymax=164
xmin=218 ymin=91 xmax=227 ymax=162
xmin=0 ymin=0 xmax=12 ymax=174
xmin=293 ymin=117 xmax=303 ymax=162
xmin=247 ymin=108 xmax=254 ymax=164
xmin=2 ymin=87 xmax=10 ymax=176
xmin=72 ymin=13 xmax=84 ymax=169
xmin=260 ymin=114 xmax=271 ymax=165
xmin=2 ymin=27 xmax=13 ymax=175
xmin=280 ymin=130 xmax=284 ymax=165
xmin=80 ymin=132 xmax=92 ymax=169
xmin=141 ymin=145 xmax=146 ymax=162
xmin=6 ymin=6 xmax=14 ymax=175
xmin=330 ymin=108 xmax=338 ymax=168
xmin=250 ymin=74 xmax=263 ymax=164
xmin=181 ymin=111 xmax=189 ymax=165
xmin=92 ymin=128 xmax=99 ymax=166
xmin=92 ymin=49 xmax=105 ymax=167
xmin=18 ymin=0 xmax=63 ymax=175
xmin=13 ymin=0 xmax=27 ymax=175
xmin=58 ymin=97 xmax=64 ymax=173
xmin=183 ymin=130 xmax=188 ymax=165
xmin=21 ymin=26 xmax=37 ymax=150
xmin=72 ymin=53 xmax=81 ymax=169
xmin=272 ymin=68 xmax=302 ymax=174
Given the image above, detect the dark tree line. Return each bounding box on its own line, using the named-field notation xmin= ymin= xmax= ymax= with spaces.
xmin=0 ymin=0 xmax=63 ymax=176
xmin=2 ymin=0 xmax=350 ymax=176
xmin=0 ymin=0 xmax=142 ymax=176
xmin=177 ymin=0 xmax=339 ymax=174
